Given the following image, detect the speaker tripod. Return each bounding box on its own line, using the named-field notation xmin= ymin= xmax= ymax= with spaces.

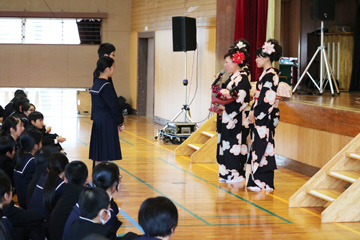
xmin=292 ymin=21 xmax=339 ymax=96
xmin=155 ymin=52 xmax=197 ymax=142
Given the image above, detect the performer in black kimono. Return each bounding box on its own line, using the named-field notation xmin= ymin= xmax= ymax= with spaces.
xmin=89 ymin=56 xmax=124 ymax=166
xmin=216 ymin=41 xmax=251 ymax=183
xmin=247 ymin=39 xmax=282 ymax=192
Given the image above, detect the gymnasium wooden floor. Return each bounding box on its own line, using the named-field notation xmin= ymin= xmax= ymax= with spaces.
xmin=48 ymin=114 xmax=359 ymax=240
xmin=2 ymin=88 xmax=360 ymax=239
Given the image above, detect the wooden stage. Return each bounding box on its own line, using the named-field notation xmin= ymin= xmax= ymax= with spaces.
xmin=276 ymin=91 xmax=360 ymax=176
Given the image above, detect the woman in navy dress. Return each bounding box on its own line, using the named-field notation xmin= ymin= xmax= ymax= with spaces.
xmin=89 ymin=56 xmax=124 ymax=166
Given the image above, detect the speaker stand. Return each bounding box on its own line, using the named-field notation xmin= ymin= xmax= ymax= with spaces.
xmin=292 ymin=21 xmax=339 ymax=96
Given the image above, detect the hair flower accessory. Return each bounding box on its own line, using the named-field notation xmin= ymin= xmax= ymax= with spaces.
xmin=262 ymin=42 xmax=275 ymax=55
xmin=232 ymin=51 xmax=245 ymax=64
xmin=236 ymin=41 xmax=246 ymax=50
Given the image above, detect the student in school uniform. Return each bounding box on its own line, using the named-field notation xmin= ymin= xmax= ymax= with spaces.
xmin=47 ymin=161 xmax=88 ymax=240
xmin=28 ymin=152 xmax=68 ymax=219
xmin=62 ymin=162 xmax=122 ymax=240
xmin=0 ymin=116 xmax=25 ymax=151
xmin=134 ymin=196 xmax=178 ymax=240
xmin=27 ymin=111 xmax=66 ymax=151
xmin=89 ymin=56 xmax=124 ymax=167
xmin=0 ymin=136 xmax=16 ymax=187
xmin=67 ymin=188 xmax=117 ymax=240
xmin=11 ymin=100 xmax=32 ymax=128
xmin=0 ymin=170 xmax=14 ymax=240
xmin=13 ymin=129 xmax=42 ymax=208
xmin=3 ymin=90 xmax=27 ymax=121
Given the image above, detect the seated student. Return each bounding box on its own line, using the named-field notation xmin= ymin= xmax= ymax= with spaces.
xmin=0 ymin=116 xmax=25 ymax=151
xmin=3 ymin=90 xmax=27 ymax=121
xmin=11 ymin=100 xmax=31 ymax=128
xmin=27 ymin=111 xmax=66 ymax=151
xmin=26 ymin=146 xmax=59 ymax=207
xmin=13 ymin=129 xmax=42 ymax=208
xmin=135 ymin=196 xmax=178 ymax=240
xmin=0 ymin=170 xmax=14 ymax=240
xmin=28 ymin=152 xmax=68 ymax=218
xmin=67 ymin=187 xmax=117 ymax=240
xmin=0 ymin=136 xmax=16 ymax=187
xmin=62 ymin=162 xmax=122 ymax=240
xmin=47 ymin=161 xmax=88 ymax=240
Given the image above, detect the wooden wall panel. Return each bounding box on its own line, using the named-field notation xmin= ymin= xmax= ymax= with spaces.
xmin=0 ymin=0 xmax=132 ymax=101
xmin=276 ymin=122 xmax=352 ymax=168
xmin=130 ymin=32 xmax=138 ymax=109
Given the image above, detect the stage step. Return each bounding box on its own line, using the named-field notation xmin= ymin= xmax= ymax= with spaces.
xmin=307 ymin=189 xmax=342 ymax=202
xmin=201 ymin=131 xmax=216 ymax=137
xmin=345 ymin=152 xmax=360 ymax=160
xmin=327 ymin=170 xmax=360 ymax=183
xmin=188 ymin=143 xmax=203 ymax=151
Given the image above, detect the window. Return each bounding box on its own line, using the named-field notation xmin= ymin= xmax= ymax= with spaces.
xmin=0 ymin=17 xmax=101 ymax=45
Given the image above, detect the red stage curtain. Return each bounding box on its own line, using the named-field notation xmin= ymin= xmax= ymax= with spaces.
xmin=234 ymin=0 xmax=268 ymax=81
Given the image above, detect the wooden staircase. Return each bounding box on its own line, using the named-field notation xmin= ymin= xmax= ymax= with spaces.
xmin=289 ymin=133 xmax=360 ymax=223
xmin=175 ymin=114 xmax=217 ymax=163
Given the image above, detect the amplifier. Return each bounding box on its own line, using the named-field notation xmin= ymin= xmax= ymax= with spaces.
xmin=166 ymin=122 xmax=197 ymax=136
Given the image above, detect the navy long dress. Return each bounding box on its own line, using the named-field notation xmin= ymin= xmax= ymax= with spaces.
xmin=89 ymin=78 xmax=124 ymax=161
xmin=247 ymin=67 xmax=280 ymax=191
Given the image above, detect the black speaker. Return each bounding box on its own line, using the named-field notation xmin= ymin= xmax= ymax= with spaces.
xmin=172 ymin=16 xmax=197 ymax=52
xmin=310 ymin=0 xmax=335 ymax=21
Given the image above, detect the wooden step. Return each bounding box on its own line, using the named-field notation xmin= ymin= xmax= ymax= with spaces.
xmin=327 ymin=170 xmax=360 ymax=183
xmin=201 ymin=131 xmax=216 ymax=137
xmin=345 ymin=152 xmax=360 ymax=160
xmin=188 ymin=143 xmax=203 ymax=151
xmin=307 ymin=189 xmax=342 ymax=202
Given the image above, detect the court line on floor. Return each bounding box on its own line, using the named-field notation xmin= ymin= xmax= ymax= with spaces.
xmin=115 ymin=128 xmax=360 ymax=236
xmin=76 ymin=137 xmax=88 ymax=146
xmin=157 ymin=157 xmax=291 ymax=224
xmin=120 ymin=209 xmax=144 ymax=234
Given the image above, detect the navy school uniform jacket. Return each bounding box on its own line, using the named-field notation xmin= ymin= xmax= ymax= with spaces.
xmin=62 ymin=198 xmax=122 ymax=240
xmin=28 ymin=173 xmax=65 ymax=218
xmin=47 ymin=183 xmax=85 ymax=240
xmin=67 ymin=218 xmax=117 ymax=240
xmin=0 ymin=155 xmax=15 ymax=187
xmin=0 ymin=211 xmax=13 ymax=240
xmin=13 ymin=153 xmax=36 ymax=208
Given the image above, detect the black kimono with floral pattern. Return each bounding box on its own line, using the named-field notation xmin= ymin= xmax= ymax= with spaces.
xmin=216 ymin=70 xmax=251 ymax=182
xmin=247 ymin=67 xmax=280 ymax=191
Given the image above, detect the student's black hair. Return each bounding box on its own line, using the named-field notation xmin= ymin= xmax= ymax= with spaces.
xmin=255 ymin=39 xmax=283 ymax=63
xmin=93 ymin=56 xmax=114 ymax=81
xmin=224 ymin=46 xmax=250 ymax=68
xmin=30 ymin=103 xmax=36 ymax=111
xmin=0 ymin=116 xmax=20 ymax=137
xmin=43 ymin=152 xmax=69 ymax=213
xmin=14 ymin=129 xmax=42 ymax=170
xmin=0 ymin=170 xmax=12 ymax=200
xmin=65 ymin=161 xmax=88 ymax=186
xmin=28 ymin=111 xmax=44 ymax=124
xmin=78 ymin=187 xmax=109 ymax=219
xmin=34 ymin=146 xmax=59 ymax=168
xmin=92 ymin=161 xmax=120 ymax=191
xmin=21 ymin=102 xmax=31 ymax=112
xmin=138 ymin=196 xmax=178 ymax=238
xmin=14 ymin=89 xmax=27 ymax=98
xmin=0 ymin=136 xmax=15 ymax=156
xmin=13 ymin=97 xmax=30 ymax=112
xmin=97 ymin=43 xmax=116 ymax=58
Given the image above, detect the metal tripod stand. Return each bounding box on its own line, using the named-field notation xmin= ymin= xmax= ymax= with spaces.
xmin=292 ymin=21 xmax=339 ymax=96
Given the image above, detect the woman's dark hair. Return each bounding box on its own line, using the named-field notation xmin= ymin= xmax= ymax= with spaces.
xmin=14 ymin=129 xmax=42 ymax=170
xmin=78 ymin=187 xmax=109 ymax=219
xmin=28 ymin=111 xmax=44 ymax=123
xmin=21 ymin=102 xmax=31 ymax=113
xmin=14 ymin=89 xmax=27 ymax=98
xmin=255 ymin=39 xmax=282 ymax=62
xmin=93 ymin=56 xmax=114 ymax=80
xmin=13 ymin=97 xmax=30 ymax=112
xmin=0 ymin=170 xmax=12 ymax=200
xmin=224 ymin=47 xmax=250 ymax=68
xmin=0 ymin=136 xmax=15 ymax=156
xmin=92 ymin=162 xmax=120 ymax=191
xmin=0 ymin=116 xmax=20 ymax=137
xmin=34 ymin=146 xmax=58 ymax=168
xmin=43 ymin=152 xmax=68 ymax=212
xmin=65 ymin=161 xmax=88 ymax=186
xmin=138 ymin=196 xmax=178 ymax=237
xmin=97 ymin=43 xmax=116 ymax=58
